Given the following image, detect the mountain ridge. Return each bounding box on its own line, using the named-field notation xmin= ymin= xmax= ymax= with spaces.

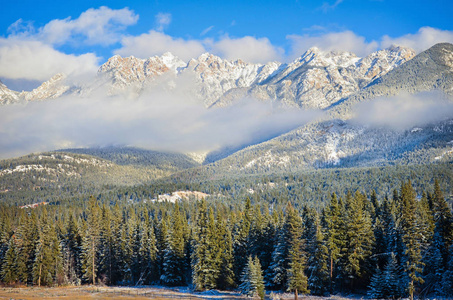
xmin=0 ymin=45 xmax=416 ymax=109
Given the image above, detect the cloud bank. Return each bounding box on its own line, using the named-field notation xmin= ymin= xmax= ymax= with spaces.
xmin=0 ymin=87 xmax=321 ymax=159
xmin=287 ymin=30 xmax=378 ymax=59
xmin=353 ymin=91 xmax=453 ymax=130
xmin=2 ymin=5 xmax=453 ymax=86
xmin=381 ymin=27 xmax=453 ymax=54
xmin=0 ymin=39 xmax=99 ymax=81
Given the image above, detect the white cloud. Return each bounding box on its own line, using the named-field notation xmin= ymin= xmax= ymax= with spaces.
xmin=210 ymin=36 xmax=284 ymax=63
xmin=320 ymin=0 xmax=344 ymax=12
xmin=155 ymin=13 xmax=171 ymax=31
xmin=287 ymin=30 xmax=378 ymax=59
xmin=0 ymin=86 xmax=321 ymax=159
xmin=201 ymin=25 xmax=214 ymax=36
xmin=353 ymin=91 xmax=453 ymax=130
xmin=115 ymin=32 xmax=284 ymax=64
xmin=381 ymin=27 xmax=453 ymax=53
xmin=0 ymin=38 xmax=99 ymax=82
xmin=115 ymin=30 xmax=206 ymax=61
xmin=10 ymin=6 xmax=138 ymax=46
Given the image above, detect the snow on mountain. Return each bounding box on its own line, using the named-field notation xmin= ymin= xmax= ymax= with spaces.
xmin=0 ymin=74 xmax=71 ymax=104
xmin=0 ymin=80 xmax=20 ymax=104
xmin=213 ymin=46 xmax=415 ymax=109
xmin=0 ymin=46 xmax=415 ymax=109
xmin=21 ymin=73 xmax=70 ymax=101
xmin=186 ymin=53 xmax=282 ymax=106
xmin=98 ymin=53 xmax=186 ymax=94
xmin=94 ymin=45 xmax=414 ymax=108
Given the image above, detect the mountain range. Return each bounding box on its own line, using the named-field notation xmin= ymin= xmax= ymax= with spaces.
xmin=0 ymin=44 xmax=416 ymax=108
xmin=1 ymin=43 xmax=453 ymax=179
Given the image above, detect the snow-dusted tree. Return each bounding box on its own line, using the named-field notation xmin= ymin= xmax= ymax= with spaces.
xmin=33 ymin=208 xmax=63 ymax=286
xmin=368 ymin=253 xmax=405 ymax=299
xmin=137 ymin=211 xmax=157 ymax=285
xmin=342 ymin=191 xmax=375 ymax=289
xmin=1 ymin=237 xmax=18 ymax=284
xmin=324 ymin=193 xmax=344 ymax=292
xmin=306 ymin=211 xmax=329 ymax=295
xmin=216 ymin=215 xmax=235 ymax=289
xmin=80 ymin=196 xmax=100 ymax=285
xmin=192 ymin=199 xmax=219 ymax=290
xmin=161 ymin=202 xmax=187 ymax=286
xmin=233 ymin=197 xmax=252 ymax=281
xmin=287 ymin=205 xmax=308 ymax=299
xmin=268 ymin=225 xmax=288 ymax=290
xmin=240 ymin=256 xmax=265 ymax=299
xmin=400 ymin=181 xmax=424 ymax=300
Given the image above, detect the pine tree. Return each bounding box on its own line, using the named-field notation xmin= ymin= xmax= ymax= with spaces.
xmin=342 ymin=191 xmax=375 ymax=290
xmin=400 ymin=181 xmax=424 ymax=300
xmin=368 ymin=253 xmax=405 ymax=299
xmin=192 ymin=199 xmax=218 ymax=290
xmin=1 ymin=236 xmax=18 ymax=284
xmin=80 ymin=196 xmax=101 ymax=285
xmin=306 ymin=212 xmax=329 ymax=295
xmin=368 ymin=266 xmax=384 ymax=299
xmin=233 ymin=197 xmax=252 ymax=282
xmin=240 ymin=256 xmax=265 ymax=299
xmin=268 ymin=223 xmax=288 ymax=290
xmin=137 ymin=210 xmax=157 ymax=285
xmin=98 ymin=204 xmax=114 ymax=285
xmin=63 ymin=213 xmax=81 ymax=285
xmin=432 ymin=180 xmax=453 ymax=277
xmin=161 ymin=202 xmax=187 ymax=286
xmin=324 ymin=193 xmax=343 ymax=292
xmin=33 ymin=209 xmax=63 ymax=286
xmin=287 ymin=204 xmax=308 ymax=299
xmin=216 ymin=215 xmax=235 ymax=289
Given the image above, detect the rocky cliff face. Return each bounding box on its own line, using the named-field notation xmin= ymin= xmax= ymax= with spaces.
xmin=22 ymin=74 xmax=70 ymax=101
xmin=0 ymin=74 xmax=70 ymax=104
xmin=213 ymin=46 xmax=415 ymax=109
xmin=0 ymin=80 xmax=20 ymax=104
xmin=98 ymin=52 xmax=186 ymax=94
xmin=0 ymin=46 xmax=416 ymax=109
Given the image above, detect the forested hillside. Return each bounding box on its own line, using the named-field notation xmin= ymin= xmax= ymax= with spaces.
xmin=0 ymin=180 xmax=452 ymax=300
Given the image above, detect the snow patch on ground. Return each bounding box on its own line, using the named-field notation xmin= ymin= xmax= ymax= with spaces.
xmin=152 ymin=191 xmax=210 ymax=203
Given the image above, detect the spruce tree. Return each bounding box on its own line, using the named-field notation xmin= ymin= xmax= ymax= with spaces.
xmin=240 ymin=256 xmax=265 ymax=299
xmin=137 ymin=210 xmax=157 ymax=285
xmin=80 ymin=196 xmax=100 ymax=285
xmin=63 ymin=213 xmax=81 ymax=284
xmin=161 ymin=202 xmax=187 ymax=286
xmin=324 ymin=193 xmax=343 ymax=292
xmin=33 ymin=209 xmax=62 ymax=286
xmin=216 ymin=215 xmax=235 ymax=289
xmin=192 ymin=199 xmax=218 ymax=290
xmin=343 ymin=191 xmax=375 ymax=290
xmin=1 ymin=236 xmax=18 ymax=284
xmin=306 ymin=212 xmax=329 ymax=295
xmin=286 ymin=204 xmax=308 ymax=299
xmin=400 ymin=181 xmax=424 ymax=300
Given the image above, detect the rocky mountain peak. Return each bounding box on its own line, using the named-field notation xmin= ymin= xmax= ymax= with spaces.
xmin=22 ymin=73 xmax=70 ymax=101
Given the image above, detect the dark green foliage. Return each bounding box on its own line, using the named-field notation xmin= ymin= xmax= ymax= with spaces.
xmin=0 ymin=176 xmax=452 ymax=300
xmin=191 ymin=199 xmax=220 ymax=290
xmin=286 ymin=204 xmax=309 ymax=296
xmin=306 ymin=211 xmax=329 ymax=295
xmin=401 ymin=181 xmax=425 ymax=300
xmin=239 ymin=256 xmax=265 ymax=299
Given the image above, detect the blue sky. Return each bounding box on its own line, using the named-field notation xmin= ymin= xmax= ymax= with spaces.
xmin=1 ymin=0 xmax=453 ymax=89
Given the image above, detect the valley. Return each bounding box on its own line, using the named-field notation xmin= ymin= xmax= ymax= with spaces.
xmin=0 ymin=43 xmax=453 ymax=300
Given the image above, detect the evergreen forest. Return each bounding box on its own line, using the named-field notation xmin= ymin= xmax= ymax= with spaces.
xmin=1 ymin=179 xmax=452 ymax=300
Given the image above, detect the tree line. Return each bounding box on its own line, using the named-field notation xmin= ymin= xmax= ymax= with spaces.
xmin=0 ymin=180 xmax=452 ymax=299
